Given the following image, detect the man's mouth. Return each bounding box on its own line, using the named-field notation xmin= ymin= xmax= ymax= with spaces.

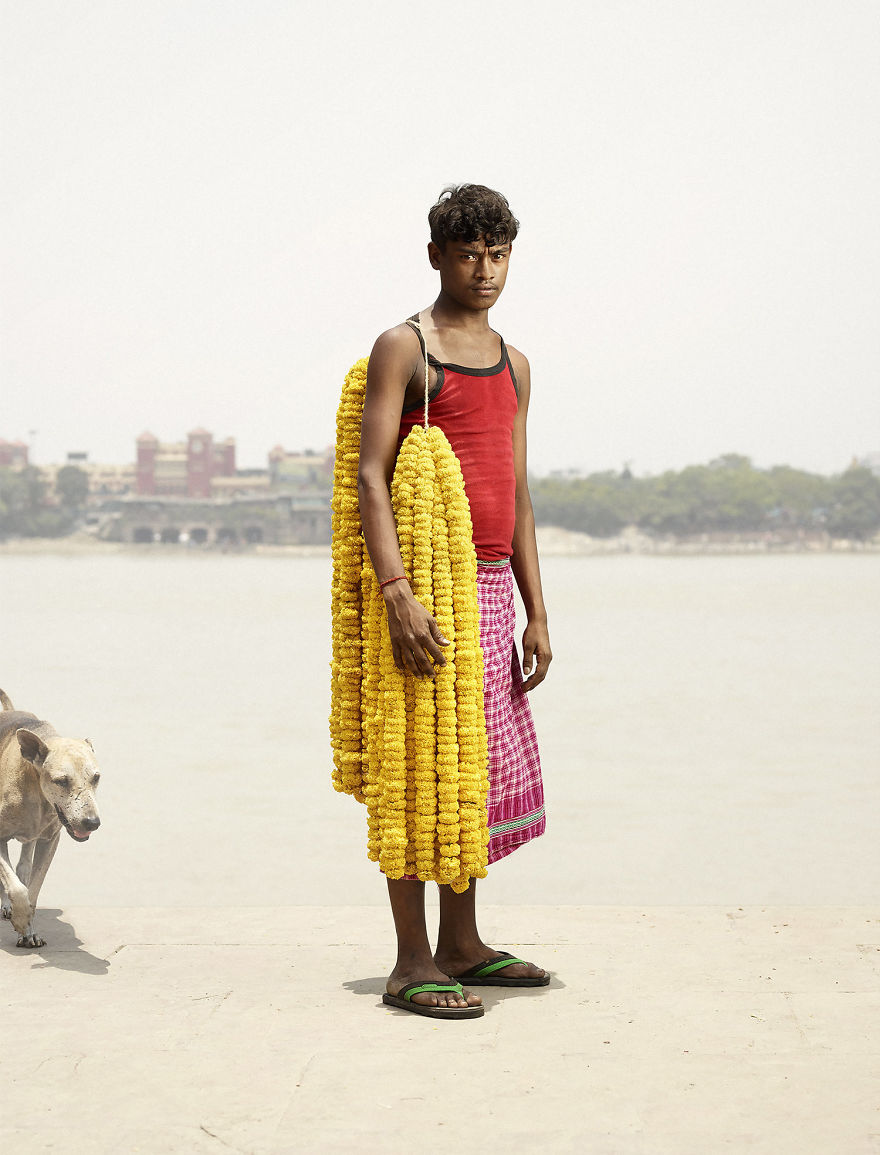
xmin=54 ymin=806 xmax=90 ymax=842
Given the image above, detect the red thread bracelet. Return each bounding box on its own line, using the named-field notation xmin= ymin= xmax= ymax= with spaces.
xmin=379 ymin=575 xmax=408 ymax=591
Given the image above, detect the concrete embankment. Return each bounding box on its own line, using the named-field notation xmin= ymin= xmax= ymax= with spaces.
xmin=2 ymin=904 xmax=877 ymax=1153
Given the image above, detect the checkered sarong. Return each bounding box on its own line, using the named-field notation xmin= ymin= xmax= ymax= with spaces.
xmin=395 ymin=562 xmax=546 ymax=881
xmin=477 ymin=562 xmax=546 ymax=863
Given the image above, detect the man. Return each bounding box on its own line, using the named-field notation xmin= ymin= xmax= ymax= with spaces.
xmin=358 ymin=184 xmax=551 ymax=1018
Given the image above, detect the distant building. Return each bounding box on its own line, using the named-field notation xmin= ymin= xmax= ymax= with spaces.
xmin=0 ymin=439 xmax=29 ymax=469
xmin=268 ymin=446 xmax=334 ymax=490
xmin=210 ymin=472 xmax=272 ymax=498
xmin=40 ymin=454 xmax=136 ymax=497
xmin=98 ymin=493 xmax=329 ymax=546
xmin=136 ymin=429 xmax=236 ymax=497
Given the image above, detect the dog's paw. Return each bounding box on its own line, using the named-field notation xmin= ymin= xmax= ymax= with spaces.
xmin=10 ymin=898 xmax=33 ymax=936
xmin=16 ymin=933 xmax=46 ymax=949
xmin=0 ymin=902 xmax=11 ymax=920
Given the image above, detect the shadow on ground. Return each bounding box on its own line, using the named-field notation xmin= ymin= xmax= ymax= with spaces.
xmin=342 ymin=976 xmax=385 ymax=997
xmin=0 ymin=908 xmax=111 ymax=974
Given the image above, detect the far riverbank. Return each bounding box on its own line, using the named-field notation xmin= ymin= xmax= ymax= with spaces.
xmin=1 ymin=526 xmax=878 ymax=557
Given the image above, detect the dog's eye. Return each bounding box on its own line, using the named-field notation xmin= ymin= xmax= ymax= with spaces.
xmin=91 ymin=773 xmax=101 ymax=786
xmin=54 ymin=776 xmax=71 ymax=789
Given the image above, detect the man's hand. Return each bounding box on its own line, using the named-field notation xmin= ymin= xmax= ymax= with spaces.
xmin=521 ymin=618 xmax=551 ymax=692
xmin=383 ymin=582 xmax=449 ymax=677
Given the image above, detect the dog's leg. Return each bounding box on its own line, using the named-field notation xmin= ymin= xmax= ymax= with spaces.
xmin=16 ymin=832 xmax=60 ymax=948
xmin=0 ymin=840 xmax=11 ymax=920
xmin=16 ymin=840 xmax=35 ymax=887
xmin=0 ymin=839 xmax=32 ymax=939
xmin=12 ymin=842 xmax=39 ymax=946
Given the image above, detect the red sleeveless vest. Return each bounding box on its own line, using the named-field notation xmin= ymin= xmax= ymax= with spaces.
xmin=398 ymin=323 xmax=518 ymax=562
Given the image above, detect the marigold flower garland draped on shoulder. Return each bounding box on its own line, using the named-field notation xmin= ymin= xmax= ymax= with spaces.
xmin=329 ymin=358 xmax=490 ymax=893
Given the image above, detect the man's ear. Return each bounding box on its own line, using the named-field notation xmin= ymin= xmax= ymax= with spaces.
xmin=428 ymin=241 xmax=441 ymax=270
xmin=17 ymin=729 xmax=49 ymax=767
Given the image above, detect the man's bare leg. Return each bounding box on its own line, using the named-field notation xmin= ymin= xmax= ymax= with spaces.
xmin=386 ymin=878 xmax=482 ymax=1008
xmin=433 ymin=880 xmax=548 ymax=981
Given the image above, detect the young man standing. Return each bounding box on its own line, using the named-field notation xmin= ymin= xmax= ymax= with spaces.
xmin=358 ymin=184 xmax=551 ymax=1018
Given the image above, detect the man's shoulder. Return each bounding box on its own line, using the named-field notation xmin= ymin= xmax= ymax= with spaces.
xmin=505 ymin=342 xmax=531 ymax=381
xmin=368 ymin=321 xmax=423 ymax=386
xmin=371 ymin=321 xmax=421 ymax=359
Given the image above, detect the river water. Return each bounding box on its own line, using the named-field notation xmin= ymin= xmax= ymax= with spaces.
xmin=1 ymin=550 xmax=877 ymax=906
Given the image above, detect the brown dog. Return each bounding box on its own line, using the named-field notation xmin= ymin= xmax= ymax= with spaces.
xmin=0 ymin=689 xmax=101 ymax=948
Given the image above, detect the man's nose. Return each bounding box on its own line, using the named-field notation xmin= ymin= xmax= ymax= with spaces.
xmin=475 ymin=255 xmax=493 ymax=279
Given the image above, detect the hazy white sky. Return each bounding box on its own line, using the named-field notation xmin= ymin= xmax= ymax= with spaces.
xmin=2 ymin=0 xmax=878 ymax=476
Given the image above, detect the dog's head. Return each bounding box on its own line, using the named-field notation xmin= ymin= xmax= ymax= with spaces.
xmin=16 ymin=729 xmax=102 ymax=842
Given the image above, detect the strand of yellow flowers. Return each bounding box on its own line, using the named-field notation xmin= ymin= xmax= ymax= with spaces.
xmin=329 ymin=359 xmax=490 ymax=892
xmin=329 ymin=358 xmax=369 ymax=800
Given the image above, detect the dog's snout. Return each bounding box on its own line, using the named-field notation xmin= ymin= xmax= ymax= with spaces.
xmin=82 ymin=816 xmax=101 ymax=832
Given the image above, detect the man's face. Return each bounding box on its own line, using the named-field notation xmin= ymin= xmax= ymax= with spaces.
xmin=429 ymin=236 xmax=512 ymax=310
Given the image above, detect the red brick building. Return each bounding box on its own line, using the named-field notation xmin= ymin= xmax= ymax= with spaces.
xmin=0 ymin=439 xmax=29 ymax=469
xmin=136 ymin=429 xmax=236 ymax=497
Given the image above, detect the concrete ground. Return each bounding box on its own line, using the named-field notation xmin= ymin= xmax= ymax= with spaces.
xmin=1 ymin=906 xmax=877 ymax=1154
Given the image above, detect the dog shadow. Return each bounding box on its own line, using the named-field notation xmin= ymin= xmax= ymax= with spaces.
xmin=0 ymin=908 xmax=110 ymax=975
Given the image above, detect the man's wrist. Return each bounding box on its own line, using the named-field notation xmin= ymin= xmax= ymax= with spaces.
xmin=381 ymin=577 xmax=411 ymax=600
xmin=379 ymin=574 xmax=408 ymax=591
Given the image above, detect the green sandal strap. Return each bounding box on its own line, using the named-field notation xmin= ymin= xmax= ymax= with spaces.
xmin=464 ymin=954 xmax=527 ymax=980
xmin=396 ymin=981 xmax=465 ymax=1003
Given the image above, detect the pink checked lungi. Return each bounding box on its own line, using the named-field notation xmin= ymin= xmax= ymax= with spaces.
xmin=478 ymin=561 xmax=546 ymax=863
xmin=396 ymin=560 xmax=546 ymax=881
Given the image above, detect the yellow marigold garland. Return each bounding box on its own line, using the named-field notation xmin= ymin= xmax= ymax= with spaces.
xmin=330 ymin=359 xmax=489 ymax=892
xmin=330 ymin=359 xmax=369 ymax=802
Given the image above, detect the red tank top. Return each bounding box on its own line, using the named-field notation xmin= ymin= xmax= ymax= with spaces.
xmin=398 ymin=319 xmax=518 ymax=562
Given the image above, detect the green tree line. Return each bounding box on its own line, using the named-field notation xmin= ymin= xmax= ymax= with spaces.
xmin=0 ymin=465 xmax=87 ymax=538
xmin=529 ymin=455 xmax=880 ymax=540
xmin=3 ymin=457 xmax=880 ymax=542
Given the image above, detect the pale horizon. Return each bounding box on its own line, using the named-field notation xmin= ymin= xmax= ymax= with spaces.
xmin=3 ymin=1 xmax=878 ymax=478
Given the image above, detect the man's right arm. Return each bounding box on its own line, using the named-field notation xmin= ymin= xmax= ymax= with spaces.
xmin=358 ymin=327 xmax=448 ymax=678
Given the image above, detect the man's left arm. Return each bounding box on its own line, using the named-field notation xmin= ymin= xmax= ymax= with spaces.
xmin=508 ymin=347 xmax=552 ymax=692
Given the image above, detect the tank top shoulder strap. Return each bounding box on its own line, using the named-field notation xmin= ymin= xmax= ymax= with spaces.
xmin=405 ymin=315 xmax=426 ymax=360
xmin=405 ymin=315 xmax=444 ymax=368
xmin=402 ymin=316 xmax=446 ymax=423
xmin=500 ymin=337 xmax=519 ymax=395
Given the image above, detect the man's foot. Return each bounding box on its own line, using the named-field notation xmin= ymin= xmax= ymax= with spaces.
xmin=435 ymin=948 xmax=550 ymax=987
xmin=386 ymin=966 xmax=482 ymax=1010
xmin=382 ymin=980 xmax=484 ymax=1018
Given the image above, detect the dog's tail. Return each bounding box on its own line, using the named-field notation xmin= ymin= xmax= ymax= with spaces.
xmin=0 ymin=689 xmax=14 ymax=711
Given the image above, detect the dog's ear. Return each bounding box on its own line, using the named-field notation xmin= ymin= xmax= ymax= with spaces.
xmin=84 ymin=738 xmax=94 ymax=750
xmin=17 ymin=729 xmax=49 ymax=767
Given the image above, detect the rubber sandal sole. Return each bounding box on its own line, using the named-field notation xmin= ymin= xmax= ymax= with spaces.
xmin=452 ymin=974 xmax=551 ymax=987
xmin=382 ymin=993 xmax=484 ymax=1018
xmin=452 ymin=950 xmax=551 ymax=987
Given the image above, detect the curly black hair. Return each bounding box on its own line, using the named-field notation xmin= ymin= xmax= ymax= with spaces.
xmin=428 ymin=184 xmax=519 ymax=249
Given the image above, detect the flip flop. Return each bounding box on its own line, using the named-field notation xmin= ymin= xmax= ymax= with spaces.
xmin=452 ymin=950 xmax=551 ymax=987
xmin=382 ymin=981 xmax=484 ymax=1019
